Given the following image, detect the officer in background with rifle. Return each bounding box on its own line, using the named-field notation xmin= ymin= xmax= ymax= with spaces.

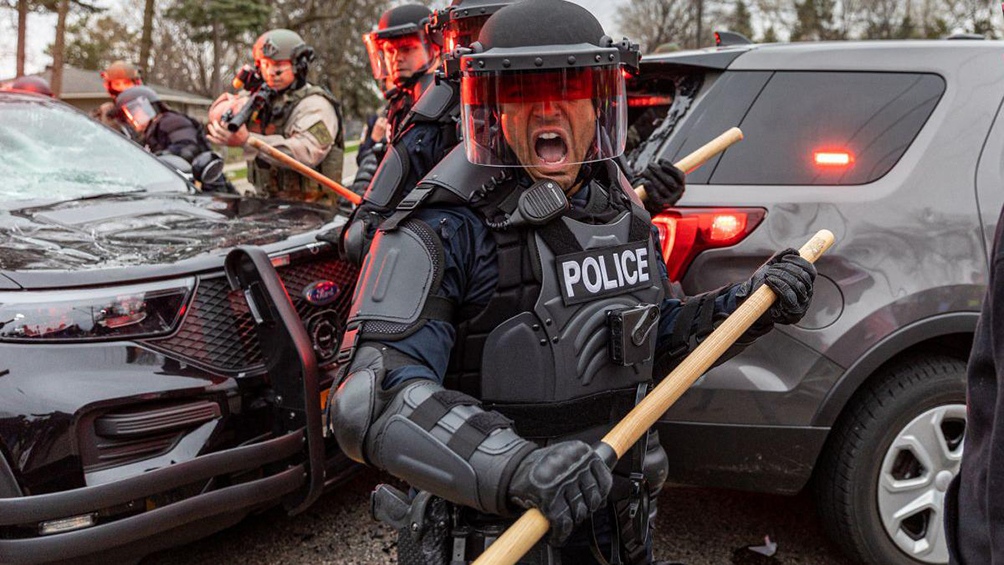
xmin=208 ymin=29 xmax=345 ymax=207
xmin=327 ymin=1 xmax=817 ymax=563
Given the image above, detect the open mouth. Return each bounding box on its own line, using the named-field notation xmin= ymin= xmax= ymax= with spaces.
xmin=534 ymin=131 xmax=569 ymax=165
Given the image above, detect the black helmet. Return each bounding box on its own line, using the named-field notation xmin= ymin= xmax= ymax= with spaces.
xmin=8 ymin=76 xmax=53 ymax=97
xmin=115 ymin=85 xmax=162 ymax=132
xmin=252 ymin=29 xmax=316 ymax=90
xmin=458 ymin=0 xmax=639 ymax=175
xmin=364 ymin=4 xmax=439 ymax=85
xmin=428 ymin=0 xmax=514 ymax=53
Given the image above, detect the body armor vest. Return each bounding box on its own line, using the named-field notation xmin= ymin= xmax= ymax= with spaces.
xmin=447 ymin=170 xmax=665 ymax=446
xmin=249 ymin=84 xmax=345 ymax=206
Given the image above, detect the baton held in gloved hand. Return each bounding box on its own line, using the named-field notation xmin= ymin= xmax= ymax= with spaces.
xmin=634 ymin=127 xmax=744 ymax=201
xmin=472 ymin=228 xmax=836 ymax=565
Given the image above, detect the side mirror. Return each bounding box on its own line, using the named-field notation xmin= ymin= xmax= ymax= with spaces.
xmin=157 ymin=153 xmax=192 ymax=175
xmin=191 ymin=151 xmax=225 ymax=185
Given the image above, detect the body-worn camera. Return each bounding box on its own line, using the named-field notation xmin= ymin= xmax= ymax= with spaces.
xmin=608 ymin=304 xmax=660 ymax=366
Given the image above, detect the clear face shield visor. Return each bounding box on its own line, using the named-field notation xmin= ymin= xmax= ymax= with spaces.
xmin=121 ymin=96 xmax=158 ymax=132
xmin=460 ymin=64 xmax=628 ymax=168
xmin=363 ymin=30 xmax=434 ymax=82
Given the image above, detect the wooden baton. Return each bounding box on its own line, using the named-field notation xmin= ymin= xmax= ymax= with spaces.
xmin=634 ymin=127 xmax=744 ymax=201
xmin=472 ymin=228 xmax=836 ymax=565
xmin=246 ymin=136 xmax=362 ymax=205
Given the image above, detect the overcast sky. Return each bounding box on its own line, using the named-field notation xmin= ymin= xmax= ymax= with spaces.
xmin=0 ymin=0 xmax=625 ymax=79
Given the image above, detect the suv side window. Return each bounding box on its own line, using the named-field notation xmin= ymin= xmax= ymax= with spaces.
xmin=708 ymin=72 xmax=945 ymax=186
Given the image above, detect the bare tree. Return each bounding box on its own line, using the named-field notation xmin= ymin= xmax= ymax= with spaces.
xmin=139 ymin=0 xmax=155 ymax=73
xmin=16 ymin=0 xmax=27 ymax=76
xmin=617 ymin=0 xmax=695 ymax=52
xmin=50 ymin=0 xmax=69 ymax=96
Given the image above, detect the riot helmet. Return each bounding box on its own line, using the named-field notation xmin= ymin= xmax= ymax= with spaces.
xmin=458 ymin=0 xmax=638 ymax=188
xmin=364 ymin=4 xmax=439 ymax=86
xmin=101 ymin=60 xmax=142 ymax=98
xmin=8 ymin=76 xmax=53 ymax=97
xmin=252 ymin=29 xmax=316 ymax=91
xmin=115 ymin=85 xmax=162 ymax=133
xmin=429 ymin=0 xmax=513 ymax=55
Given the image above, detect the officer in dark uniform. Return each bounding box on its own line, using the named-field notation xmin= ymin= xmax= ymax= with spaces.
xmin=339 ymin=0 xmax=685 ymax=265
xmin=946 ymin=219 xmax=1004 ymax=560
xmin=116 ymin=85 xmax=231 ymax=193
xmin=328 ymin=2 xmax=817 ymax=564
xmin=350 ymin=4 xmax=442 ymax=200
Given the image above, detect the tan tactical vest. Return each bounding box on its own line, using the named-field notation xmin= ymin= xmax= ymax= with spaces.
xmin=249 ymin=84 xmax=345 ymax=207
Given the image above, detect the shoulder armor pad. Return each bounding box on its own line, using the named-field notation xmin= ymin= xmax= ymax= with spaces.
xmin=417 ymin=145 xmax=510 ymax=206
xmin=365 ymin=143 xmax=410 ymax=208
xmin=409 ymin=81 xmax=458 ymax=123
xmin=349 ymin=219 xmax=444 ymax=336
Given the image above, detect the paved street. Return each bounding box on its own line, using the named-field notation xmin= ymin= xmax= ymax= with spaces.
xmin=145 ymin=466 xmax=857 ymax=565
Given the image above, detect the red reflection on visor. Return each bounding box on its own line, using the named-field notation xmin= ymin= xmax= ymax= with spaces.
xmin=462 ymin=67 xmax=620 ymax=106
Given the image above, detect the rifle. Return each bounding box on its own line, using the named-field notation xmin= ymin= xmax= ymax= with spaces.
xmin=222 ymin=64 xmax=278 ymax=133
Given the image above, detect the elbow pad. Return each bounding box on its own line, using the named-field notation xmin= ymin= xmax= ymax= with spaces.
xmin=367 ymin=380 xmax=536 ymax=515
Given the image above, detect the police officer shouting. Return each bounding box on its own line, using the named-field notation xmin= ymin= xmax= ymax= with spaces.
xmin=328 ymin=2 xmax=817 ymax=564
xmin=208 ymin=29 xmax=344 ymax=206
xmin=116 ymin=86 xmax=232 ymax=193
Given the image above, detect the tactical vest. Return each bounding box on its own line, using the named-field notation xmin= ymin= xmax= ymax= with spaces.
xmin=249 ymin=84 xmax=346 ymax=207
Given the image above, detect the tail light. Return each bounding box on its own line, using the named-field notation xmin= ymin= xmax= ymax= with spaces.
xmin=652 ymin=208 xmax=766 ymax=281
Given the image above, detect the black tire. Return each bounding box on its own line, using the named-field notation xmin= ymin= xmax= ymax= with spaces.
xmin=814 ymin=355 xmax=966 ymax=565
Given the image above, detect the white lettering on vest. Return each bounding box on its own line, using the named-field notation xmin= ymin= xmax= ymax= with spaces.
xmin=637 ymin=248 xmax=650 ymax=283
xmin=599 ymin=258 xmax=618 ymax=290
xmin=582 ymin=257 xmax=603 ymax=293
xmin=562 ymin=260 xmax=582 ymax=298
xmin=622 ymin=250 xmax=638 ymax=285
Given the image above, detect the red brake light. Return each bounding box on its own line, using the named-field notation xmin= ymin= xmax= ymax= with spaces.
xmin=814 ymin=150 xmax=853 ymax=167
xmin=652 ymin=208 xmax=766 ymax=282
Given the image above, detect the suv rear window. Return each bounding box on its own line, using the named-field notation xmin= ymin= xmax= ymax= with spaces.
xmin=663 ymin=71 xmax=945 ymax=186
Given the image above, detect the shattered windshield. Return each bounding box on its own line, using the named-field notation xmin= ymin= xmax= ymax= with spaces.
xmin=0 ymin=98 xmax=186 ymax=205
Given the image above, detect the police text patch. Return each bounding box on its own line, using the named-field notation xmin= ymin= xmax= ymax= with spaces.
xmin=556 ymin=242 xmax=652 ymax=306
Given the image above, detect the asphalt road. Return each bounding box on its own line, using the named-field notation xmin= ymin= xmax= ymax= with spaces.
xmin=144 ymin=466 xmax=859 ymax=565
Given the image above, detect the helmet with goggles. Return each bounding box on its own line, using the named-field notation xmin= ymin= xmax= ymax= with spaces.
xmin=364 ymin=4 xmax=438 ymax=85
xmin=252 ymin=29 xmax=316 ymax=90
xmin=458 ymin=0 xmax=639 ymax=172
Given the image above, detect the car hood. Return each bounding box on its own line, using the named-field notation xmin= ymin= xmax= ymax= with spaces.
xmin=0 ymin=192 xmax=339 ymax=285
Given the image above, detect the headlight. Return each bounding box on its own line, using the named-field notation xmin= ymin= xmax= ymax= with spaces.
xmin=0 ymin=279 xmax=194 ymax=342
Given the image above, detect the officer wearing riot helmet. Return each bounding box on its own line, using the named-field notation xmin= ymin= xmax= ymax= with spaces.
xmin=339 ymin=0 xmax=686 ymax=266
xmin=116 ymin=86 xmax=232 ymax=193
xmin=92 ymin=60 xmax=143 ymax=138
xmin=349 ymin=5 xmax=442 ymax=202
xmin=207 ymin=29 xmax=345 ymax=206
xmin=328 ymin=2 xmax=816 ymax=563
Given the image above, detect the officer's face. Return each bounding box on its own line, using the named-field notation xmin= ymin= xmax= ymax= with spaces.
xmin=259 ymin=58 xmax=296 ymax=90
xmin=381 ymin=36 xmax=430 ymax=82
xmin=500 ymin=99 xmax=597 ymax=192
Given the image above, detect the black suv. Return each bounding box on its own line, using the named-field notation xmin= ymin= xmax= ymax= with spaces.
xmin=626 ymin=39 xmax=1004 ymax=565
xmin=0 ymin=92 xmax=358 ymax=564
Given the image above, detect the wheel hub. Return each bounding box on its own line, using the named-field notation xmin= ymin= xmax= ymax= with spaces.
xmin=877 ymin=404 xmax=966 ymax=564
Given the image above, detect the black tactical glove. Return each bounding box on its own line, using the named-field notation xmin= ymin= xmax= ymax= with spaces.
xmin=636 ymin=159 xmax=685 ymax=215
xmin=507 ymin=440 xmax=613 ymax=545
xmin=737 ymin=248 xmax=816 ymax=326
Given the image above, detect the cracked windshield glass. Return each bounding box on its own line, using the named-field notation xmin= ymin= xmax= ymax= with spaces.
xmin=0 ymin=99 xmax=186 ymax=204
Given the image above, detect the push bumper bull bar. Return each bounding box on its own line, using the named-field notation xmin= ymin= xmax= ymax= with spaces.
xmin=0 ymin=431 xmax=305 ymax=564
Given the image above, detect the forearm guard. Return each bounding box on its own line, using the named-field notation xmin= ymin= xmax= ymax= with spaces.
xmin=329 ymin=345 xmax=536 ymax=515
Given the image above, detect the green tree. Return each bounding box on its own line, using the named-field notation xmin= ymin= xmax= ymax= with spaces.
xmin=760 ymin=25 xmax=780 ymax=42
xmin=727 ymin=0 xmax=755 ymax=39
xmin=617 ymin=0 xmax=695 ymax=52
xmin=166 ymin=0 xmax=271 ymax=93
xmin=790 ymin=0 xmax=840 ymax=40
xmin=55 ymin=14 xmax=138 ymax=70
